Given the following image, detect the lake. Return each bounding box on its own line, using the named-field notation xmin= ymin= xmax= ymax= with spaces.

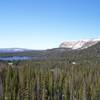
xmin=0 ymin=56 xmax=32 ymax=61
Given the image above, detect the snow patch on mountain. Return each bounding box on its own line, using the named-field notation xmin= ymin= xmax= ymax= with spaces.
xmin=59 ymin=38 xmax=100 ymax=50
xmin=0 ymin=48 xmax=32 ymax=53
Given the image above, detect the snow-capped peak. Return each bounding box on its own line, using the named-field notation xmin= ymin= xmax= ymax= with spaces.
xmin=0 ymin=48 xmax=32 ymax=53
xmin=92 ymin=38 xmax=100 ymax=41
xmin=59 ymin=38 xmax=100 ymax=50
xmin=11 ymin=48 xmax=26 ymax=52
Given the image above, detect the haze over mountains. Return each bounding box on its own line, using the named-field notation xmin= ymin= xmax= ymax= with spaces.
xmin=0 ymin=48 xmax=32 ymax=53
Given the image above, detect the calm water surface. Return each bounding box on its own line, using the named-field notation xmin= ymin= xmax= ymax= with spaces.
xmin=0 ymin=56 xmax=32 ymax=61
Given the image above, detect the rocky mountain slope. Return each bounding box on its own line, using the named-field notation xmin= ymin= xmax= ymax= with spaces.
xmin=59 ymin=38 xmax=100 ymax=49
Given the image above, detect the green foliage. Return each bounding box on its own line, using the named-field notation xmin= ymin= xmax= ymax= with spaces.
xmin=0 ymin=61 xmax=100 ymax=100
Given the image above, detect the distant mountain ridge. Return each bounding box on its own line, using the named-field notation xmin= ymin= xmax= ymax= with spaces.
xmin=59 ymin=38 xmax=100 ymax=49
xmin=0 ymin=40 xmax=100 ymax=62
xmin=0 ymin=38 xmax=100 ymax=53
xmin=0 ymin=48 xmax=32 ymax=53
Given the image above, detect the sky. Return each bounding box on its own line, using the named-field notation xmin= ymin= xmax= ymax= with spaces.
xmin=0 ymin=0 xmax=100 ymax=49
